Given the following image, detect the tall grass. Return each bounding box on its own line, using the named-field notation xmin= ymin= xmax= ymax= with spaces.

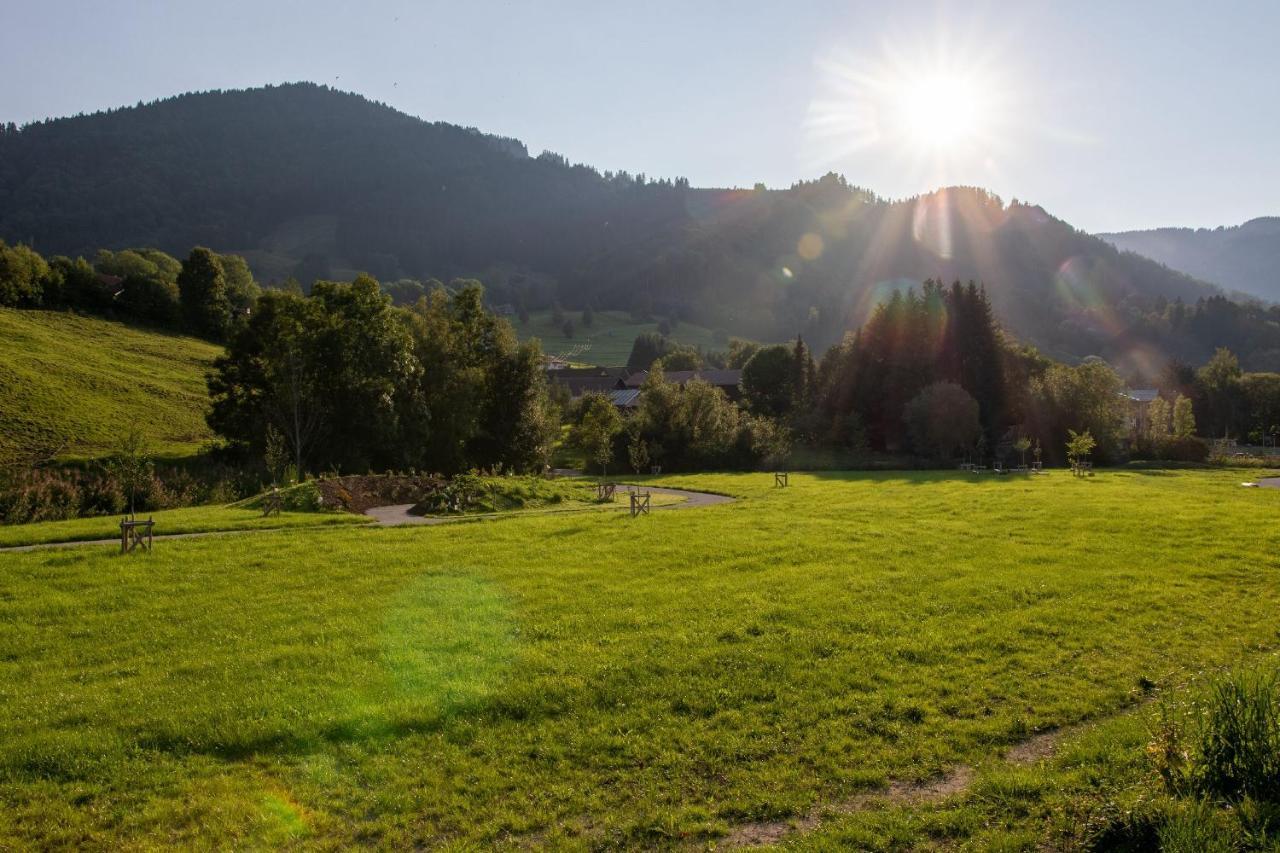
xmin=1152 ymin=666 xmax=1280 ymax=803
xmin=1195 ymin=669 xmax=1280 ymax=802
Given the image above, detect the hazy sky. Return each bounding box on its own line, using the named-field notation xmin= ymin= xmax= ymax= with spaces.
xmin=3 ymin=0 xmax=1276 ymax=233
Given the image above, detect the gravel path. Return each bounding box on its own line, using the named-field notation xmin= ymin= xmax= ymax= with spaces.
xmin=1 ymin=486 xmax=737 ymax=549
xmin=365 ymin=485 xmax=734 ymax=526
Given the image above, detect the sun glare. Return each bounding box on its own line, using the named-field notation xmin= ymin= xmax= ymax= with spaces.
xmin=894 ymin=74 xmax=987 ymax=151
xmin=804 ymin=39 xmax=1018 ymax=182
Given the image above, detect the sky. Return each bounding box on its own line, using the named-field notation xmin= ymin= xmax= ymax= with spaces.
xmin=2 ymin=0 xmax=1277 ymax=233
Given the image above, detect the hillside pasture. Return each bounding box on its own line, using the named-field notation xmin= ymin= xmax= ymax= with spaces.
xmin=0 ymin=309 xmax=221 ymax=460
xmin=0 ymin=469 xmax=1277 ymax=848
xmin=516 ymin=309 xmax=728 ymax=366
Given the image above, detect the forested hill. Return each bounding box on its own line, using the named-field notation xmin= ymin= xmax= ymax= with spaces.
xmin=1098 ymin=218 xmax=1280 ymax=303
xmin=0 ymin=82 xmax=1248 ymax=368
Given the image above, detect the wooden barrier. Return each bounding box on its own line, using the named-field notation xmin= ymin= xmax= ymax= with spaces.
xmin=261 ymin=488 xmax=283 ymax=517
xmin=120 ymin=517 xmax=154 ymax=554
xmin=596 ymin=482 xmax=617 ymax=501
xmin=630 ymin=491 xmax=650 ymax=517
xmin=774 ymin=472 xmax=789 ymax=487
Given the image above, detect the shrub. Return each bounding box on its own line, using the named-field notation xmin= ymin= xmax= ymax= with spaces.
xmin=0 ymin=461 xmax=257 ymax=525
xmin=1147 ymin=435 xmax=1210 ymax=463
xmin=902 ymin=382 xmax=981 ymax=461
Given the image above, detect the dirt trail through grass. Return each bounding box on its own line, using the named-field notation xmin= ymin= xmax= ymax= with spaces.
xmin=724 ymin=708 xmax=1137 ymax=848
xmin=723 ymin=766 xmax=976 ymax=848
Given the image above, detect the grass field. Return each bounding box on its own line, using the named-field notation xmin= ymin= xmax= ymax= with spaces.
xmin=0 ymin=309 xmax=221 ymax=460
xmin=516 ymin=309 xmax=729 ymax=366
xmin=1 ymin=469 xmax=1278 ymax=848
xmin=0 ymin=504 xmax=371 ymax=549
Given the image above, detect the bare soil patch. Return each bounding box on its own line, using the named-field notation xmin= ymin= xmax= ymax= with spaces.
xmin=722 ymin=766 xmax=976 ymax=848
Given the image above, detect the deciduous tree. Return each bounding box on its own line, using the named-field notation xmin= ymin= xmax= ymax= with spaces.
xmin=177 ymin=247 xmax=231 ymax=339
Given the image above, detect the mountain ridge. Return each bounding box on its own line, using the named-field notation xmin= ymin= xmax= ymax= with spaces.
xmin=1099 ymin=217 xmax=1280 ymax=302
xmin=0 ymin=81 xmax=1256 ymax=371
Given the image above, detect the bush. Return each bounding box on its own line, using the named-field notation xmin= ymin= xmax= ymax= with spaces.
xmin=243 ymin=481 xmax=325 ymax=512
xmin=903 ymin=382 xmax=981 ymax=461
xmin=1152 ymin=435 xmax=1210 ymax=463
xmin=0 ymin=461 xmax=257 ymax=525
xmin=739 ymin=414 xmax=792 ymax=470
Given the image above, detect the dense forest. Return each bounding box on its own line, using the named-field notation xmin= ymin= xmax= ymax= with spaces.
xmin=1100 ymin=217 xmax=1280 ymax=302
xmin=8 ymin=82 xmax=1280 ymax=372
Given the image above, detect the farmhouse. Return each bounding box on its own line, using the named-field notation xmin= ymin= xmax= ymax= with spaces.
xmin=623 ymin=368 xmax=744 ymax=401
xmin=547 ymin=366 xmax=630 ymax=398
xmin=609 ymin=388 xmax=642 ymax=411
xmin=1121 ymin=388 xmax=1160 ymax=435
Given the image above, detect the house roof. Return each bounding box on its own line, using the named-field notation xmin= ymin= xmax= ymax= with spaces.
xmin=1122 ymin=389 xmax=1160 ymax=403
xmin=548 ymin=368 xmax=629 ymax=397
xmin=609 ymin=389 xmax=642 ymax=408
xmin=552 ymin=366 xmax=630 ymax=379
xmin=623 ymin=369 xmax=742 ymax=389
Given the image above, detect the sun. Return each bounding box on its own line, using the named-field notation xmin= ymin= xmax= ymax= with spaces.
xmin=893 ymin=73 xmax=988 ymax=151
xmin=802 ymin=40 xmax=1018 ymax=180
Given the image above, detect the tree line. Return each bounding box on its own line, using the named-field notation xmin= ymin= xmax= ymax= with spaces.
xmin=7 ymin=223 xmax=1278 ymax=476
xmin=573 ymin=279 xmax=1262 ymax=472
xmin=207 ymin=277 xmax=558 ymax=476
xmin=12 ymin=82 xmax=1276 ymax=374
xmin=0 ymin=238 xmax=259 ymax=340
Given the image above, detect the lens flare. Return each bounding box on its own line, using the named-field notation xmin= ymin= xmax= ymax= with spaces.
xmin=797 ymin=232 xmax=825 ymax=260
xmin=911 ymin=192 xmax=953 ymax=259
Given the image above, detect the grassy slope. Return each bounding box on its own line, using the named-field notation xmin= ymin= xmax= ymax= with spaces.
xmin=515 ymin=309 xmax=728 ymax=366
xmin=0 ymin=308 xmax=220 ymax=460
xmin=0 ymin=504 xmax=371 ymax=548
xmin=1 ymin=470 xmax=1279 ymax=847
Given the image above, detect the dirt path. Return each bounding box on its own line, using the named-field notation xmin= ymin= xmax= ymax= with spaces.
xmin=1257 ymin=477 xmax=1280 ymax=489
xmin=365 ymin=485 xmax=735 ymax=526
xmin=723 ymin=767 xmax=976 ymax=848
xmin=721 ymin=714 xmax=1115 ymax=849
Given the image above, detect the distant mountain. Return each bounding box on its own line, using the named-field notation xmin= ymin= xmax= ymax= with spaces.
xmin=0 ymin=82 xmax=1236 ymax=368
xmin=1099 ymin=218 xmax=1280 ymax=302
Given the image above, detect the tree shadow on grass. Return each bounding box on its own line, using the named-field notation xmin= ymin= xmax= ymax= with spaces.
xmin=798 ymin=469 xmax=1049 ymax=486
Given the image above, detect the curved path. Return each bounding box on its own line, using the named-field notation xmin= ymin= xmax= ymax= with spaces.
xmin=1 ymin=486 xmax=736 ymax=550
xmin=1257 ymin=477 xmax=1280 ymax=489
xmin=365 ymin=485 xmax=734 ymax=526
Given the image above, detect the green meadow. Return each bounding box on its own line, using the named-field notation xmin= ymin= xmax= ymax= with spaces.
xmin=1 ymin=469 xmax=1278 ymax=848
xmin=516 ymin=309 xmax=728 ymax=366
xmin=0 ymin=308 xmax=221 ymax=460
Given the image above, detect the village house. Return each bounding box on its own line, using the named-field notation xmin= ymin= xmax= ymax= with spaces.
xmin=623 ymin=368 xmax=744 ymax=401
xmin=1121 ymin=388 xmax=1160 ymax=436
